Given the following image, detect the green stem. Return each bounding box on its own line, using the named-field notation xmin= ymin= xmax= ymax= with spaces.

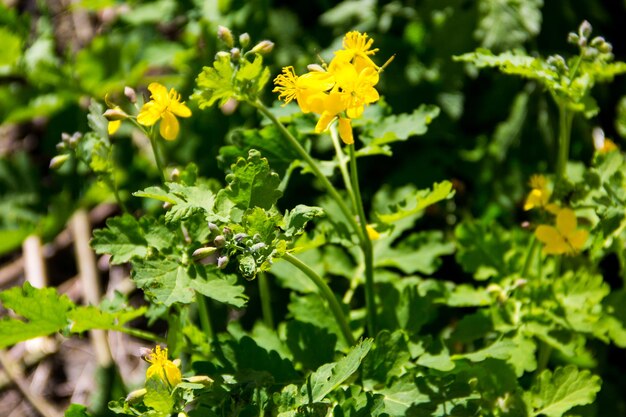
xmin=116 ymin=326 xmax=165 ymax=344
xmin=196 ymin=295 xmax=214 ymax=341
xmin=258 ymin=272 xmax=274 ymax=328
xmin=329 ymin=124 xmax=357 ymax=212
xmin=536 ymin=341 xmax=553 ymax=374
xmin=521 ymin=236 xmax=537 ymax=278
xmin=250 ymin=100 xmax=365 ymax=243
xmin=283 ymin=253 xmax=356 ymax=346
xmin=555 ymin=105 xmax=573 ymax=185
xmin=348 ymin=144 xmax=376 ymax=336
xmin=148 ymin=131 xmax=167 ymax=183
xmin=553 ymin=255 xmax=562 ymax=279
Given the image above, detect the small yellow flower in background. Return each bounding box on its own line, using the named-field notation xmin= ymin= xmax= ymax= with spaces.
xmin=535 ymin=208 xmax=588 ymax=255
xmin=145 ymin=345 xmax=182 ymax=387
xmin=273 ymin=30 xmax=385 ymax=145
xmin=365 ymin=224 xmax=380 ymax=240
xmin=523 ymin=175 xmax=550 ymax=211
xmin=137 ymin=83 xmax=192 ymax=141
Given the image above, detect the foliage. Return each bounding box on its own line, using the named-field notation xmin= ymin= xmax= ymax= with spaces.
xmin=1 ymin=2 xmax=626 ymax=417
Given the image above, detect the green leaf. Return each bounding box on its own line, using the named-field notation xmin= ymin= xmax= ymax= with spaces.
xmin=64 ymin=404 xmax=92 ymax=417
xmin=193 ymin=53 xmax=236 ymax=108
xmin=475 ymin=0 xmax=543 ymax=51
xmin=92 ymin=214 xmax=156 ymax=264
xmin=144 ymin=376 xmax=175 ymax=414
xmin=362 ymin=330 xmax=411 ymax=387
xmin=525 ymin=365 xmax=601 ymax=417
xmin=310 ymin=338 xmax=373 ymax=402
xmin=285 ymin=320 xmax=337 ymax=370
xmin=376 ymin=375 xmax=425 ymax=416
xmin=222 ymin=149 xmax=282 ymax=211
xmin=0 ymin=283 xmax=73 ymax=348
xmin=374 ymin=230 xmax=455 ymax=275
xmin=134 ymin=183 xmax=217 ymax=223
xmin=68 ymin=305 xmax=146 ymax=333
xmin=132 ymin=258 xmax=247 ymax=307
xmin=363 ymin=104 xmax=440 ymax=147
xmin=281 ymin=205 xmax=325 ymax=238
xmin=376 ymin=181 xmax=454 ymax=224
xmin=455 ymin=220 xmax=512 ymax=280
xmin=0 ymin=27 xmax=22 ymax=67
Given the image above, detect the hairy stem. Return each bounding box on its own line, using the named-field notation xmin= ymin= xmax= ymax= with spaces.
xmin=283 ymin=253 xmax=356 ymax=346
xmin=116 ymin=326 xmax=165 ymax=344
xmin=148 ymin=131 xmax=167 ymax=184
xmin=330 ymin=124 xmax=357 ymax=212
xmin=555 ymin=105 xmax=573 ymax=185
xmin=196 ymin=294 xmax=214 ymax=341
xmin=348 ymin=144 xmax=376 ymax=336
xmin=258 ymin=272 xmax=274 ymax=328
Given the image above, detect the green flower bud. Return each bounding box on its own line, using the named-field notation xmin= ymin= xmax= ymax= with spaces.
xmin=192 ymin=246 xmax=218 ymax=260
xmin=217 ymin=25 xmax=234 ymax=48
xmin=49 ymin=154 xmax=69 ymax=169
xmin=239 ymin=32 xmax=250 ymax=48
xmin=250 ymin=40 xmax=274 ymax=55
xmin=579 ymin=20 xmax=592 ymax=39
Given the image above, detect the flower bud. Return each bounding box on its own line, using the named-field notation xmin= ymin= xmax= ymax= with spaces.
xmin=598 ymin=41 xmax=612 ymax=54
xmin=208 ymin=222 xmax=219 ymax=232
xmin=250 ymin=242 xmax=266 ymax=252
xmin=217 ymin=25 xmax=234 ymax=48
xmin=239 ymin=33 xmax=250 ymax=48
xmin=230 ymin=47 xmax=241 ymax=61
xmin=124 ymin=86 xmax=137 ymax=103
xmin=307 ymin=64 xmax=325 ymax=72
xmin=103 ymin=108 xmax=128 ymax=121
xmin=567 ymin=32 xmax=579 ymax=45
xmin=126 ymin=388 xmax=147 ymax=402
xmin=216 ymin=51 xmax=231 ymax=62
xmin=579 ymin=20 xmax=592 ymax=39
xmin=250 ymin=40 xmax=274 ymax=55
xmin=234 ymin=233 xmax=247 ymax=242
xmin=214 ymin=235 xmax=226 ymax=247
xmin=217 ymin=256 xmax=229 ymax=269
xmin=192 ymin=246 xmax=218 ymax=260
xmin=222 ymin=226 xmax=232 ymax=236
xmin=49 ymin=154 xmax=69 ymax=169
xmin=185 ymin=375 xmax=214 ymax=385
xmin=170 ymin=168 xmax=180 ymax=181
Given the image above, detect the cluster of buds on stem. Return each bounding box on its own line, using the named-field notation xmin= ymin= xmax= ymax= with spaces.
xmin=192 ymin=221 xmax=273 ymax=279
xmin=567 ymin=20 xmax=613 ymax=60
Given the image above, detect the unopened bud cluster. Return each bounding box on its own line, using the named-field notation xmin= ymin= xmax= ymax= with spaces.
xmin=566 ymin=20 xmax=613 ymax=61
xmin=215 ymin=25 xmax=273 ymax=63
xmin=192 ymin=221 xmax=273 ymax=278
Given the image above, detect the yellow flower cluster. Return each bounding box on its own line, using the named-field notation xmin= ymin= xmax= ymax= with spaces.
xmin=273 ymin=31 xmax=382 ymax=145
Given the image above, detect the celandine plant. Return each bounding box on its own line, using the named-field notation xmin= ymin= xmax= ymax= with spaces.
xmin=2 ymin=22 xmax=626 ymax=417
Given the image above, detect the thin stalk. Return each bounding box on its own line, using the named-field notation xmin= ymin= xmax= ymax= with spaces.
xmin=348 ymin=144 xmax=376 ymax=336
xmin=196 ymin=295 xmax=214 ymax=341
xmin=521 ymin=236 xmax=537 ymax=278
xmin=258 ymin=272 xmax=274 ymax=328
xmin=250 ymin=100 xmax=365 ymax=243
xmin=553 ymin=255 xmax=562 ymax=279
xmin=148 ymin=131 xmax=167 ymax=183
xmin=555 ymin=105 xmax=573 ymax=185
xmin=116 ymin=326 xmax=165 ymax=344
xmin=329 ymin=124 xmax=357 ymax=212
xmin=536 ymin=341 xmax=553 ymax=374
xmin=283 ymin=253 xmax=356 ymax=346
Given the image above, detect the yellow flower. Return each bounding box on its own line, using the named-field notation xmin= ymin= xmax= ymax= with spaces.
xmin=365 ymin=224 xmax=380 ymax=240
xmin=145 ymin=345 xmax=182 ymax=387
xmin=137 ymin=83 xmax=191 ymax=141
xmin=524 ymin=175 xmax=551 ymax=211
xmin=535 ymin=208 xmax=588 ymax=255
xmin=599 ymin=138 xmax=618 ymax=153
xmin=334 ymin=31 xmax=379 ymax=72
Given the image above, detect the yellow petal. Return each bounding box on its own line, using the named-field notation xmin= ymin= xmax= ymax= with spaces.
xmin=338 ymin=117 xmax=354 ymax=145
xmin=567 ymin=229 xmax=588 ymax=252
xmin=556 ymin=208 xmax=577 ymax=235
xmin=137 ymin=102 xmax=160 ymax=126
xmin=169 ymin=99 xmax=192 ymax=118
xmin=315 ymin=112 xmax=336 ymax=133
xmin=148 ymin=82 xmax=169 ymax=104
xmin=524 ymin=189 xmax=542 ymax=211
xmin=108 ymin=120 xmax=121 ymax=135
xmin=160 ymin=111 xmax=180 ymax=140
xmin=365 ymin=224 xmax=380 ymax=240
xmin=535 ymin=225 xmax=567 ymax=255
